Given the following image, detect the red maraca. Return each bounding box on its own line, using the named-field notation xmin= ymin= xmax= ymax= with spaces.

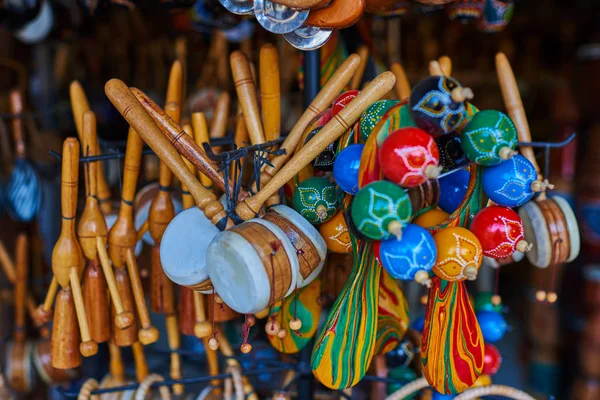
xmin=379 ymin=127 xmax=442 ymax=188
xmin=482 ymin=343 xmax=502 ymax=375
xmin=470 ymin=205 xmax=532 ymax=259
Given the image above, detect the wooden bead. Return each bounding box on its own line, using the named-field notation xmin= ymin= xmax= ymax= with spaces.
xmin=535 ymin=290 xmax=547 ymax=302
xmin=546 ymin=292 xmax=558 ymax=303
xmin=265 ymin=321 xmax=280 ymax=336
xmin=277 ymin=330 xmax=287 ymax=339
xmin=80 ymin=341 xmax=98 ymax=357
xmin=208 ymin=337 xmax=219 ymax=351
xmin=289 ymin=318 xmax=302 ymax=331
xmin=194 ymin=321 xmax=213 ymax=339
xmin=240 ymin=343 xmax=252 ymax=354
xmin=246 ymin=315 xmax=256 ymax=327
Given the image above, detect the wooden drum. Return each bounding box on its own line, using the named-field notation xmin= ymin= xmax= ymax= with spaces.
xmin=518 ymin=195 xmax=580 ymax=268
xmin=207 ymin=215 xmax=300 ymax=314
xmin=160 ymin=207 xmax=219 ymax=293
xmin=5 ymin=341 xmax=34 ymax=392
xmin=32 ymin=338 xmax=78 ymax=385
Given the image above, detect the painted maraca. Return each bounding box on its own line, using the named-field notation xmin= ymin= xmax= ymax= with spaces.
xmin=482 ymin=155 xmax=552 ymax=208
xmin=438 ymin=169 xmax=470 ymax=214
xmin=476 ymin=310 xmax=507 ymax=343
xmin=292 ymin=177 xmax=338 ymax=224
xmin=374 ymin=223 xmax=436 ymax=286
xmin=304 ymin=127 xmax=337 ymax=171
xmin=461 ymin=110 xmax=518 ymax=166
xmin=319 ymin=211 xmax=352 ymax=254
xmin=482 ymin=343 xmax=502 ymax=375
xmin=476 ymin=0 xmax=514 ymax=32
xmin=433 ymin=227 xmax=482 ymax=281
xmin=470 ymin=206 xmax=532 ymax=258
xmin=446 ymin=0 xmax=485 ymax=21
xmin=414 ymin=209 xmax=449 ymax=228
xmin=409 ymin=76 xmax=473 ymax=135
xmin=435 ymin=132 xmax=469 ymax=170
xmin=332 ymin=90 xmax=360 ymax=115
xmin=351 ymin=180 xmax=412 ymax=240
xmin=334 ymin=144 xmax=363 ymax=195
xmin=379 ymin=127 xmax=442 ymax=187
xmin=359 ymin=100 xmax=399 ymax=142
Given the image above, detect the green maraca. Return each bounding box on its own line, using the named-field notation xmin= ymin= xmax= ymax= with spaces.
xmin=461 ymin=110 xmax=518 ymax=166
xmin=351 ymin=180 xmax=412 ymax=240
xmin=293 ymin=177 xmax=338 ymax=224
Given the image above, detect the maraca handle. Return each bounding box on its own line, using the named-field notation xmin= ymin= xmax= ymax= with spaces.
xmin=350 ymin=46 xmax=369 ymax=90
xmin=210 ymin=92 xmax=230 ymax=141
xmin=105 ymin=80 xmax=232 ymax=230
xmin=9 ymin=90 xmax=26 ymax=158
xmin=82 ymin=111 xmax=98 ymax=198
xmin=495 ymin=53 xmax=538 ymax=172
xmin=261 ymin=54 xmax=361 ymax=181
xmin=61 ymin=138 xmax=79 ymax=222
xmin=390 ymin=63 xmax=411 ymax=101
xmin=237 ymin=71 xmax=396 ymax=220
xmin=439 ymin=56 xmax=452 ymax=76
xmin=191 ymin=113 xmax=215 ymax=189
xmin=260 ymin=44 xmax=281 ymax=142
xmin=231 ymin=51 xmax=265 ymax=145
xmin=14 ymin=234 xmax=28 ymax=342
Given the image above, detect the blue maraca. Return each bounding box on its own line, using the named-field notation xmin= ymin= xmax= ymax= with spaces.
xmin=411 ymin=316 xmax=425 ymax=332
xmin=438 ymin=168 xmax=470 ymax=214
xmin=482 ymin=154 xmax=551 ymax=208
xmin=431 ymin=390 xmax=456 ymax=399
xmin=333 ymin=144 xmax=364 ymax=195
xmin=375 ymin=224 xmax=436 ymax=285
xmin=477 ymin=310 xmax=508 ymax=343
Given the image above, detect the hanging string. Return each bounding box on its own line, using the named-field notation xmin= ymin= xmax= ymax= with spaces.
xmin=240 ymin=314 xmax=252 ymax=353
xmin=492 ymin=266 xmax=502 ymax=306
xmin=208 ymin=287 xmax=219 ymax=350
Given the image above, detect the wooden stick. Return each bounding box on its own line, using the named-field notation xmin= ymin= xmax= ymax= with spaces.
xmin=236 ymin=71 xmax=396 ymax=220
xmin=390 ymin=63 xmax=411 ymax=101
xmin=191 ymin=113 xmax=214 ymax=189
xmin=105 ymin=79 xmax=233 ymax=230
xmin=0 ymin=240 xmax=38 ymax=325
xmin=83 ymin=258 xmax=110 ymax=344
xmin=125 ymin=248 xmax=158 ymax=345
xmin=131 ymin=341 xmax=149 ymax=383
xmin=36 ymin=276 xmax=58 ymax=327
xmin=165 ymin=314 xmax=184 ymax=395
xmin=112 ymin=269 xmax=138 ymax=347
xmin=108 ymin=341 xmax=125 ymax=383
xmin=202 ymin=337 xmax=221 ymax=392
xmin=9 ymin=90 xmax=26 ymax=160
xmin=260 ymin=44 xmax=281 ymax=142
xmin=350 ymin=45 xmax=369 ymax=90
xmin=429 ymin=60 xmax=444 ymax=76
xmin=230 ymin=51 xmax=265 ymax=145
xmin=14 ymin=234 xmax=28 ymax=343
xmin=69 ymin=267 xmax=97 ymax=357
xmin=438 ymin=56 xmax=452 ymax=76
xmin=210 ymin=92 xmax=230 ymax=141
xmin=258 ymin=54 xmax=361 ymax=186
xmin=131 ymin=89 xmax=234 ymax=197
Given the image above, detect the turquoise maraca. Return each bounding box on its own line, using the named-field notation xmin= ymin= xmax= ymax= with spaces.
xmin=461 ymin=110 xmax=518 ymax=166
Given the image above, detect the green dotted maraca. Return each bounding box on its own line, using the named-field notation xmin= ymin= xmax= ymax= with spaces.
xmin=351 ymin=180 xmax=412 ymax=240
xmin=461 ymin=110 xmax=518 ymax=166
xmin=293 ymin=177 xmax=338 ymax=224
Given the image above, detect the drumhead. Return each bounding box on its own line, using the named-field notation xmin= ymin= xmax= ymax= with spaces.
xmin=552 ymin=196 xmax=580 ymax=262
xmin=519 ymin=201 xmax=551 ymax=268
xmin=160 ymin=208 xmax=219 ymax=288
xmin=268 ymin=205 xmax=327 ymax=287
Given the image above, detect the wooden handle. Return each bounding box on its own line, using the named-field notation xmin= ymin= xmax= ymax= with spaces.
xmin=14 ymin=234 xmax=28 ymax=342
xmin=202 ymin=337 xmax=221 ymax=391
xmin=131 ymin=341 xmax=149 ymax=383
xmin=234 ymin=112 xmax=249 ymax=149
xmin=231 ymin=51 xmax=266 ymax=145
xmin=495 ymin=52 xmax=538 ymax=171
xmin=0 ymin=240 xmax=38 ymax=325
xmin=165 ymin=314 xmax=183 ymax=395
xmin=51 ymin=288 xmax=82 ymax=369
xmin=83 ymin=258 xmax=110 ymax=344
xmin=69 ymin=267 xmax=98 ymax=357
xmin=105 ymin=80 xmax=232 ymax=230
xmin=191 ymin=113 xmax=214 ymax=189
xmin=36 ymin=276 xmax=59 ymax=327
xmin=429 ymin=60 xmax=444 ymax=76
xmin=125 ymin=249 xmax=158 ymax=345
xmin=438 ymin=56 xmax=452 ymax=76
xmin=69 ymin=81 xmax=112 ymax=213
xmin=130 ymin=88 xmax=235 ymax=198
xmin=350 ymin=46 xmax=369 ymax=90
xmin=260 ymin=54 xmax=361 ymax=182
xmin=178 ymin=287 xmax=196 ymax=336
xmin=237 ymin=71 xmax=396 ymax=220
xmin=9 ymin=90 xmax=26 ymax=159
xmin=210 ymin=92 xmax=230 ymax=140
xmin=108 ymin=341 xmax=125 ymax=383
xmin=82 ymin=111 xmax=98 ymax=199
xmin=390 ymin=63 xmax=411 ymax=101
xmin=180 ymin=124 xmax=197 ymax=210
xmin=260 ymin=44 xmax=281 ymax=142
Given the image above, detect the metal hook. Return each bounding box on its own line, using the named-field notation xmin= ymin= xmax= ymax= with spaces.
xmin=516 ymin=132 xmax=576 ymax=149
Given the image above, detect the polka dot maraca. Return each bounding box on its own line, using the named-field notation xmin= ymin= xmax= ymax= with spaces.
xmin=461 ymin=110 xmax=518 ymax=166
xmin=432 ymin=227 xmax=483 ymax=281
xmin=292 ymin=177 xmax=338 ymax=224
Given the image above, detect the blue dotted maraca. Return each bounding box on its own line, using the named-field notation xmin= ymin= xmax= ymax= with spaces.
xmin=438 ymin=168 xmax=470 ymax=214
xmin=409 ymin=75 xmax=473 ymax=135
xmin=477 ymin=310 xmax=507 ymax=343
xmin=333 ymin=144 xmax=364 ymax=195
xmin=375 ymin=224 xmax=436 ymax=285
xmin=435 ymin=132 xmax=469 ymax=171
xmin=482 ymin=154 xmax=551 ymax=207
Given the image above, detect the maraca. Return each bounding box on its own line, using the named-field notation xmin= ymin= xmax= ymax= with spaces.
xmin=333 ymin=144 xmax=363 ymax=195
xmin=461 ymin=110 xmax=518 ymax=166
xmin=414 ymin=209 xmax=450 ymax=228
xmin=351 ymin=180 xmax=412 ymax=240
xmin=446 ymin=0 xmax=485 ymax=21
xmin=482 ymin=343 xmax=502 ymax=375
xmin=374 ymin=223 xmax=436 ymax=285
xmin=432 ymin=227 xmax=482 ymax=281
xmin=476 ymin=0 xmax=514 ymax=32
xmin=476 ymin=310 xmax=507 ymax=343
xmin=435 ymin=133 xmax=469 ymax=170
xmin=304 ymin=127 xmax=336 ymax=171
xmin=438 ymin=169 xmax=470 ymax=214
xmin=359 ymin=100 xmax=399 ymax=142
xmin=482 ymin=155 xmax=552 ymax=208
xmin=470 ymin=206 xmax=532 ymax=258
xmin=332 ymin=90 xmax=360 ymax=115
xmin=474 ymin=292 xmax=503 ymax=313
xmin=319 ymin=211 xmax=352 ymax=253
xmin=409 ymin=76 xmax=473 ymax=135
xmin=379 ymin=127 xmax=442 ymax=187
xmin=292 ymin=177 xmax=338 ymax=224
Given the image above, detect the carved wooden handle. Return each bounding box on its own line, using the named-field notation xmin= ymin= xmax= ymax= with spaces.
xmin=180 ymin=124 xmax=197 ymax=210
xmin=9 ymin=90 xmax=26 ymax=159
xmin=350 ymin=46 xmax=369 ymax=90
xmin=495 ymin=52 xmax=538 ymax=172
xmin=105 ymin=79 xmax=232 ymax=230
xmin=131 ymin=341 xmax=149 ymax=383
xmin=260 ymin=44 xmax=281 ymax=142
xmin=231 ymin=51 xmax=266 ymax=145
xmin=390 ymin=63 xmax=411 ymax=101
xmin=237 ymin=71 xmax=396 ymax=220
xmin=14 ymin=234 xmax=28 ymax=342
xmin=261 ymin=53 xmax=361 ymax=182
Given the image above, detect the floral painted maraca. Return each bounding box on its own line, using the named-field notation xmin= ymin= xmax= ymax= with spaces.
xmin=359 ymin=100 xmax=399 ymax=142
xmin=333 ymin=144 xmax=364 ymax=195
xmin=374 ymin=223 xmax=436 ymax=286
xmin=292 ymin=177 xmax=338 ymax=224
xmin=435 ymin=132 xmax=469 ymax=170
xmin=409 ymin=75 xmax=473 ymax=135
xmin=461 ymin=110 xmax=518 ymax=166
xmin=351 ymin=180 xmax=412 ymax=240
xmin=432 ymin=227 xmax=483 ymax=281
xmin=476 ymin=0 xmax=514 ymax=32
xmin=482 ymin=154 xmax=552 ymax=208
xmin=332 ymin=90 xmax=360 ymax=115
xmin=438 ymin=168 xmax=470 ymax=214
xmin=446 ymin=0 xmax=485 ymax=21
xmin=319 ymin=211 xmax=351 ymax=254
xmin=304 ymin=127 xmax=336 ymax=171
xmin=470 ymin=206 xmax=532 ymax=258
xmin=379 ymin=128 xmax=442 ymax=187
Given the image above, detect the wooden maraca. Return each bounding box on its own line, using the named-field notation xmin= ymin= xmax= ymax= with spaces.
xmin=78 ymin=111 xmax=133 ymax=342
xmin=496 ymin=52 xmax=580 ymax=272
xmin=70 ymin=81 xmax=112 ymax=214
xmin=432 ymin=227 xmax=483 ymax=281
xmin=306 ymin=0 xmax=365 ymax=29
xmin=260 ymin=44 xmax=281 ymax=142
xmin=50 ymin=138 xmax=97 ymax=369
xmin=6 ymin=234 xmax=35 ymax=393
